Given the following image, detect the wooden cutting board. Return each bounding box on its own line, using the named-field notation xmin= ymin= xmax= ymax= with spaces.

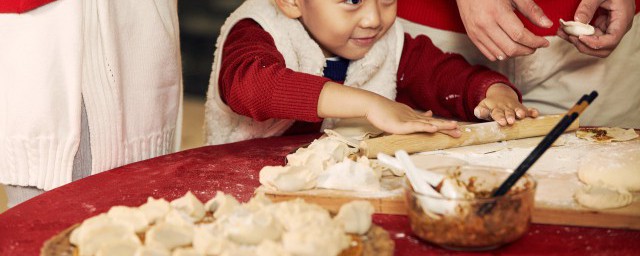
xmin=256 ymin=176 xmax=406 ymax=214
xmin=257 ymin=122 xmax=640 ymax=230
xmin=258 ymin=181 xmax=640 ymax=230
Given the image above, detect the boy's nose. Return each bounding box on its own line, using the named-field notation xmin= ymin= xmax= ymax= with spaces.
xmin=359 ymin=2 xmax=381 ymax=29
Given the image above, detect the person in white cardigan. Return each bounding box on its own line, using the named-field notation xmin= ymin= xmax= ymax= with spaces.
xmin=0 ymin=0 xmax=183 ymax=208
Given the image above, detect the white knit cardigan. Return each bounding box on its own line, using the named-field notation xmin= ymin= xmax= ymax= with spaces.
xmin=0 ymin=0 xmax=183 ymax=190
xmin=205 ymin=0 xmax=405 ymax=145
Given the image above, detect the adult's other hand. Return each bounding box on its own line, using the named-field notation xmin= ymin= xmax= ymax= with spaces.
xmin=557 ymin=0 xmax=636 ymax=57
xmin=456 ymin=0 xmax=552 ymax=61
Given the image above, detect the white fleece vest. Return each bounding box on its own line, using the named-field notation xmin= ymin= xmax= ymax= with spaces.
xmin=205 ymin=0 xmax=404 ymax=145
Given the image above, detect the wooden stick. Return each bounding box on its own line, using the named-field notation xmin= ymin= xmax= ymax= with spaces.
xmin=360 ymin=114 xmax=579 ymax=158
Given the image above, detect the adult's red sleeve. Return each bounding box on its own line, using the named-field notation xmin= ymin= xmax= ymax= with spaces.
xmin=0 ymin=0 xmax=55 ymax=13
xmin=396 ymin=33 xmax=521 ymax=122
xmin=397 ymin=0 xmax=640 ymax=36
xmin=219 ymin=19 xmax=329 ymax=122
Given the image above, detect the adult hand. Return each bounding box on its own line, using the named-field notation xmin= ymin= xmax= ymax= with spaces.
xmin=557 ymin=0 xmax=636 ymax=58
xmin=456 ymin=0 xmax=552 ymax=61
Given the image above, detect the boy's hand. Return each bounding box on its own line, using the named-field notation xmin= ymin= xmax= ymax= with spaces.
xmin=318 ymin=82 xmax=460 ymax=137
xmin=366 ymin=98 xmax=461 ymax=137
xmin=474 ymin=83 xmax=539 ymax=125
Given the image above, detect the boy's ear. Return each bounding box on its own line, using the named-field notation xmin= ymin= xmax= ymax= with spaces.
xmin=274 ymin=0 xmax=302 ymax=19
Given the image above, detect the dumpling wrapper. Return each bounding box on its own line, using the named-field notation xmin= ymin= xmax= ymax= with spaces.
xmin=578 ymin=147 xmax=640 ymax=191
xmin=574 ymin=185 xmax=633 ymax=209
xmin=576 ymin=127 xmax=638 ymax=143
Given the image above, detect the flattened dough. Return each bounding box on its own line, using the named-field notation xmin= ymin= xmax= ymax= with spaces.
xmin=574 ymin=185 xmax=633 ymax=209
xmin=576 ymin=127 xmax=639 ymax=142
xmin=441 ymin=135 xmax=567 ymax=154
xmin=506 ymin=135 xmax=567 ymax=148
xmin=578 ymin=148 xmax=640 ymax=191
xmin=410 ymin=154 xmax=467 ymax=170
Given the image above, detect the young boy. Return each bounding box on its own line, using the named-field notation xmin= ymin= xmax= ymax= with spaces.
xmin=205 ymin=0 xmax=538 ymax=145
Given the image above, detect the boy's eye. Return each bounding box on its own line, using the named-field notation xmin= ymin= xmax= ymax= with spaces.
xmin=344 ymin=0 xmax=362 ymax=5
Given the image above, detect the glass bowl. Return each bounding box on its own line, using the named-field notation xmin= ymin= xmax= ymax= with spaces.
xmin=404 ymin=165 xmax=536 ymax=251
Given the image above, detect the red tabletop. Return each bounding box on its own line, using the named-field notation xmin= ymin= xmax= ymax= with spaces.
xmin=0 ymin=134 xmax=638 ymax=255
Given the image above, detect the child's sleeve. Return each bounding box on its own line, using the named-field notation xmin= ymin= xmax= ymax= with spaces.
xmin=218 ymin=19 xmax=330 ymax=122
xmin=395 ymin=33 xmax=522 ymax=122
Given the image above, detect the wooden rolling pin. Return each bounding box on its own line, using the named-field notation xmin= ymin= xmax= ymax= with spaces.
xmin=360 ymin=115 xmax=579 ymax=158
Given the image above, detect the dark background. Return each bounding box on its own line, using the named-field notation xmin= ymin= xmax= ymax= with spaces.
xmin=179 ymin=0 xmax=244 ymax=97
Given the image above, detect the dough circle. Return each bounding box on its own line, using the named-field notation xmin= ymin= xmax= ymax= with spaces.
xmin=578 ymin=148 xmax=640 ymax=191
xmin=410 ymin=155 xmax=467 ymax=170
xmin=574 ymin=185 xmax=633 ymax=209
xmin=576 ymin=127 xmax=639 ymax=142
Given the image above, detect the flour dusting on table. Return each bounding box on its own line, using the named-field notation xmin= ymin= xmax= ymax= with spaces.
xmin=417 ymin=133 xmax=640 ymax=208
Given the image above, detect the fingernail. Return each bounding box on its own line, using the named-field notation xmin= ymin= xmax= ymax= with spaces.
xmin=497 ymin=55 xmax=505 ymax=61
xmin=474 ymin=108 xmax=481 ymax=118
xmin=541 ymin=16 xmax=553 ymax=27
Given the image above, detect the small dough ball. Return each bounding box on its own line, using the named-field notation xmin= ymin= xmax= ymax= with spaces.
xmin=578 ymin=148 xmax=640 ymax=191
xmin=574 ymin=185 xmax=632 ymax=209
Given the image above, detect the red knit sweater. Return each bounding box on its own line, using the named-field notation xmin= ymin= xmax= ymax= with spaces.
xmin=219 ymin=20 xmax=519 ymax=135
xmin=0 ymin=0 xmax=55 ymax=13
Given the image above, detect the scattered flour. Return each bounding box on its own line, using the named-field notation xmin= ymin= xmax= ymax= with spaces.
xmin=418 ymin=133 xmax=640 ymax=207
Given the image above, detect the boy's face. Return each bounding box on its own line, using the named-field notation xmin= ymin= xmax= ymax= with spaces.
xmin=280 ymin=0 xmax=397 ymax=60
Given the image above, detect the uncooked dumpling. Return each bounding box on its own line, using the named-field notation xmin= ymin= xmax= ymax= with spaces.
xmin=560 ymin=19 xmax=595 ymax=36
xmin=170 ymin=191 xmax=206 ymax=221
xmin=204 ymin=191 xmax=240 ymax=219
xmin=333 ymin=201 xmax=374 ymax=235
xmin=316 ymin=157 xmax=381 ymax=192
xmin=145 ymin=222 xmax=193 ymax=250
xmin=259 ymin=165 xmax=317 ymax=192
